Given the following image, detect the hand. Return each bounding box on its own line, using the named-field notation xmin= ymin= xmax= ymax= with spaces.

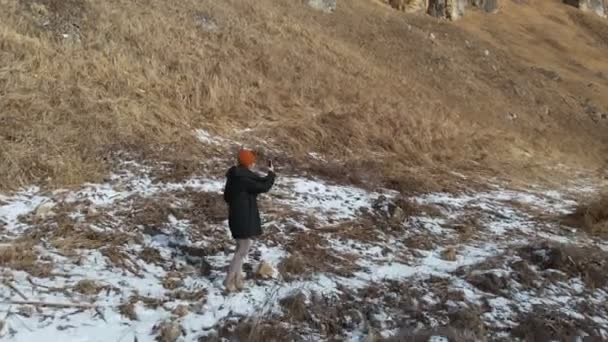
xmin=268 ymin=160 xmax=275 ymax=173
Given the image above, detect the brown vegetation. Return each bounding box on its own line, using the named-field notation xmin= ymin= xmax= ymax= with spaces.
xmin=279 ymin=291 xmax=311 ymax=322
xmin=118 ymin=300 xmax=138 ymax=321
xmin=208 ymin=318 xmax=298 ymax=342
xmin=518 ymin=242 xmax=608 ymax=288
xmin=1 ymin=0 xmax=607 ymax=191
xmin=140 ymin=247 xmax=164 ymax=265
xmin=72 ymin=279 xmax=103 ymax=296
xmin=384 ymin=327 xmax=481 ymax=342
xmin=563 ymin=192 xmax=608 ymax=237
xmin=0 ymin=242 xmax=52 ymax=277
xmin=440 ymin=246 xmax=458 ymax=261
xmin=513 ymin=307 xmax=603 ymax=341
xmin=278 ymin=253 xmax=308 ymax=280
xmin=283 ymin=231 xmax=361 ymax=277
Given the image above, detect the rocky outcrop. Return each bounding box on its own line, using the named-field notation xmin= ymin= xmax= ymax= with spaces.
xmin=389 ymin=0 xmax=429 ymax=13
xmin=471 ymin=0 xmax=499 ymax=13
xmin=308 ymin=0 xmax=337 ymax=13
xmin=564 ymin=0 xmax=607 ymax=17
xmin=428 ymin=0 xmax=467 ymax=19
xmin=390 ymin=0 xmax=494 ymax=20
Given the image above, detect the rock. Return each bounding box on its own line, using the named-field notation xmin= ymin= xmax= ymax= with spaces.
xmin=564 ymin=0 xmax=607 ymax=17
xmin=441 ymin=247 xmax=457 ymax=261
xmin=308 ymin=0 xmax=337 ymax=13
xmin=35 ymin=202 xmax=55 ymax=219
xmin=256 ymin=261 xmax=276 ymax=279
xmin=200 ymin=258 xmax=213 ymax=277
xmin=17 ymin=306 xmax=33 ymax=318
xmin=172 ymin=305 xmax=190 ymax=317
xmin=471 ymin=0 xmax=499 ymax=13
xmin=156 ymin=321 xmax=182 ymax=342
xmin=428 ymin=0 xmax=448 ymax=17
xmin=427 ymin=0 xmax=466 ymax=20
xmin=364 ymin=329 xmax=377 ymax=342
xmin=180 ymin=265 xmax=196 ymax=274
xmin=143 ymin=225 xmax=166 ymax=237
xmin=389 ymin=0 xmax=405 ymax=11
xmin=449 ymin=0 xmax=468 ymax=19
xmin=85 ymin=206 xmax=99 ymax=217
xmin=468 ymin=272 xmax=509 ymax=294
xmin=390 ymin=206 xmax=406 ymax=224
xmin=194 ymin=12 xmax=218 ymax=32
xmin=389 ymin=0 xmax=427 ymax=13
xmin=533 ymin=67 xmax=561 ymax=82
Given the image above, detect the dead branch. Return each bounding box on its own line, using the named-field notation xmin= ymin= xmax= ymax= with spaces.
xmin=0 ymin=300 xmax=99 ymax=310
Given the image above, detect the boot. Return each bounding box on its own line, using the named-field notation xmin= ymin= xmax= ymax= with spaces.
xmin=223 ymin=275 xmax=237 ymax=293
xmin=235 ymin=272 xmax=245 ymax=291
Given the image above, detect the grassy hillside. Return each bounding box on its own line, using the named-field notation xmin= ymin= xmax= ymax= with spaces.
xmin=1 ymin=0 xmax=607 ymax=190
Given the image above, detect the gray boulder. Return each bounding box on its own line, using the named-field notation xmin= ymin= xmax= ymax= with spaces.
xmin=308 ymin=0 xmax=337 ymax=13
xmin=428 ymin=0 xmax=467 ymax=20
xmin=471 ymin=0 xmax=499 ymax=13
xmin=428 ymin=0 xmax=448 ymax=18
xmin=564 ymin=0 xmax=607 ymax=17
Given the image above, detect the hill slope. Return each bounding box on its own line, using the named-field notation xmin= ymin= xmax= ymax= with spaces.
xmin=1 ymin=0 xmax=607 ymax=190
xmin=1 ymin=1 xmax=608 ymax=340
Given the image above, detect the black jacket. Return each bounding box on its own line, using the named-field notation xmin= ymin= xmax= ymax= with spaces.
xmin=223 ymin=166 xmax=276 ymax=239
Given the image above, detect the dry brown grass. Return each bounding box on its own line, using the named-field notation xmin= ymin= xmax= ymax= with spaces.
xmin=384 ymin=327 xmax=481 ymax=342
xmin=563 ymin=192 xmax=608 ymax=237
xmin=279 ymin=291 xmax=311 ymax=322
xmin=154 ymin=320 xmax=183 ymax=342
xmin=284 ymin=231 xmax=361 ymax=277
xmin=440 ymin=246 xmax=457 ymax=261
xmin=72 ymin=279 xmax=119 ymax=296
xmin=513 ymin=307 xmax=604 ymax=342
xmin=23 ymin=209 xmax=141 ymax=257
xmin=583 ymin=193 xmax=608 ymax=234
xmin=122 ymin=197 xmax=179 ymax=231
xmin=466 ymin=271 xmax=509 ymax=295
xmin=140 ymin=247 xmax=164 ymax=265
xmin=0 ymin=242 xmax=37 ymax=268
xmin=179 ymin=191 xmax=226 ymax=226
xmin=161 ymin=276 xmax=183 ymax=290
xmin=211 ymin=318 xmax=297 ymax=342
xmin=0 ymin=242 xmax=52 ymax=277
xmin=1 ymin=0 xmax=607 ymax=191
xmin=100 ymin=246 xmax=141 ymax=275
xmin=518 ymin=242 xmax=608 ymax=288
xmin=278 ymin=253 xmax=308 ymax=280
xmin=171 ymin=288 xmax=207 ymax=302
xmin=118 ymin=300 xmax=138 ymax=320
xmin=120 ymin=294 xmax=167 ymax=318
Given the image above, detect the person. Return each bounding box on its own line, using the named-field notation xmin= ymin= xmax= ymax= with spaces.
xmin=222 ymin=148 xmax=276 ymax=292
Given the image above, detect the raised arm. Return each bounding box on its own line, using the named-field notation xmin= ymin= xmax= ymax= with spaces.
xmin=242 ymin=172 xmax=276 ymax=194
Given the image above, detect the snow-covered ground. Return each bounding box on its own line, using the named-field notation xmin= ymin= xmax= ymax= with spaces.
xmin=0 ymin=156 xmax=607 ymax=341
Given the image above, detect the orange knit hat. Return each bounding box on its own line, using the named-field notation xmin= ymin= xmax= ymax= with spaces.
xmin=238 ymin=149 xmax=256 ymax=167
